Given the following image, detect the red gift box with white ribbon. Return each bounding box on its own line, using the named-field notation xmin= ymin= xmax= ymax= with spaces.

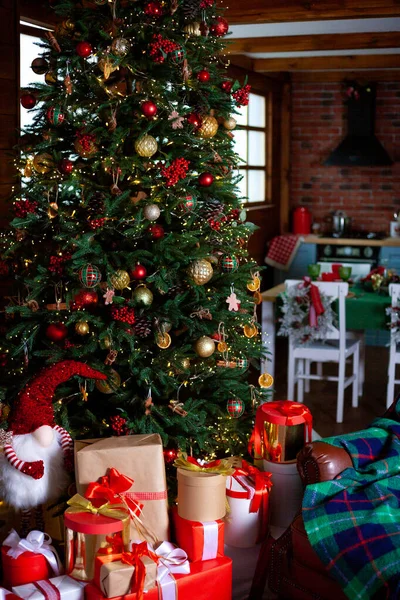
xmin=171 ymin=507 xmax=224 ymax=563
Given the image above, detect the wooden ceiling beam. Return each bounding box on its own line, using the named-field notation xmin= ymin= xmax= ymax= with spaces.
xmin=229 ymin=31 xmax=400 ymax=54
xmin=252 ymin=54 xmax=400 ymax=71
xmin=291 ymin=69 xmax=400 ymax=82
xmin=223 ymin=0 xmax=400 ymax=25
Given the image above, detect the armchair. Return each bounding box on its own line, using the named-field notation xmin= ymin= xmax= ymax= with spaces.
xmin=267 ymin=441 xmax=352 ymax=600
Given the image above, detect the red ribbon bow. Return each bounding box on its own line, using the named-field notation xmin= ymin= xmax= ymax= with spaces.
xmin=97 ymin=534 xmax=125 ymax=555
xmin=84 ymin=467 xmax=143 ymax=518
xmin=121 ymin=542 xmax=159 ymax=600
xmin=248 ymin=401 xmax=313 ymax=459
xmin=301 ymin=276 xmax=324 ymax=327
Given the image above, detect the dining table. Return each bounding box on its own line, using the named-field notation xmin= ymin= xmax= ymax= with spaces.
xmin=260 ymin=282 xmax=392 ymax=392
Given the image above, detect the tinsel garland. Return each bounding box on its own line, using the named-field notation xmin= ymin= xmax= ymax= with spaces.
xmin=278 ymin=282 xmax=337 ymax=346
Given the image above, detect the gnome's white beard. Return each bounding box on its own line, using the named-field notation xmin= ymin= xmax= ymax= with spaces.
xmin=0 ymin=430 xmax=69 ymax=510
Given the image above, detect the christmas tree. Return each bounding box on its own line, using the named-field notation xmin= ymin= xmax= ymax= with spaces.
xmin=2 ymin=0 xmax=269 ymax=460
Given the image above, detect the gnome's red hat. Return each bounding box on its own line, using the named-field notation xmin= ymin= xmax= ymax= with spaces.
xmin=7 ymin=360 xmax=107 ymax=435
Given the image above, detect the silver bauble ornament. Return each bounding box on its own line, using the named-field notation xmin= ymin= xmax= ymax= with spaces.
xmin=143 ymin=203 xmax=161 ymax=221
xmin=111 ymin=38 xmax=131 ymax=57
xmin=132 ymin=284 xmax=153 ymax=307
xmin=187 ymin=259 xmax=213 ymax=285
xmin=223 ymin=117 xmax=237 ymax=130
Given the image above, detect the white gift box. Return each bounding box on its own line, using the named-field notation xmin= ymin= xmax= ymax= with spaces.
xmin=12 ymin=576 xmax=86 ymax=600
xmin=225 ymin=475 xmax=262 ymax=548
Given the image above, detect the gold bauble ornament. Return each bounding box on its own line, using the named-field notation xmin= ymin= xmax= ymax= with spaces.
xmin=175 ymin=357 xmax=190 ymax=373
xmin=243 ymin=323 xmax=258 ymax=338
xmin=187 ymin=259 xmax=213 ymax=285
xmin=223 ymin=117 xmax=237 ymax=130
xmin=47 ymin=202 xmax=59 ymax=219
xmin=33 ymin=153 xmax=54 ymax=174
xmin=109 ymin=270 xmax=130 ymax=290
xmin=156 ymin=332 xmax=171 ymax=349
xmin=111 ymin=38 xmax=130 ymax=57
xmin=101 ymin=335 xmax=112 ymax=349
xmin=45 ymin=72 xmax=57 ymax=85
xmin=132 ymin=284 xmax=153 ymax=307
xmin=95 ymin=369 xmax=121 ymax=394
xmin=258 ymin=373 xmax=274 ymax=388
xmin=98 ymin=58 xmax=118 ymax=79
xmin=197 ymin=116 xmax=219 ymax=139
xmin=135 ymin=135 xmax=158 ymax=158
xmin=194 ymin=336 xmax=215 ymax=358
xmin=184 ymin=22 xmax=201 ymax=36
xmin=75 ymin=321 xmax=90 ymax=336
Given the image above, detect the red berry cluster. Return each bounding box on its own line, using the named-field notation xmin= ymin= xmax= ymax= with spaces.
xmin=48 ymin=252 xmax=71 ymax=275
xmin=14 ymin=198 xmax=38 ymax=218
xmin=89 ymin=218 xmax=106 ymax=230
xmin=149 ymin=34 xmax=179 ymax=63
xmin=110 ymin=415 xmax=128 ymax=436
xmin=111 ymin=303 xmax=135 ymax=324
xmin=64 ymin=340 xmax=75 ymax=349
xmin=76 ymin=131 xmax=96 ymax=151
xmin=233 ymin=84 xmax=251 ymax=107
xmin=208 ymin=218 xmax=221 ymax=231
xmin=160 ymin=158 xmax=190 ymax=187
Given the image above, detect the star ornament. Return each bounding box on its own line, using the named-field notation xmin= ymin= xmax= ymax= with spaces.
xmin=103 ymin=287 xmax=115 ymax=305
xmin=226 ymin=291 xmax=241 ymax=312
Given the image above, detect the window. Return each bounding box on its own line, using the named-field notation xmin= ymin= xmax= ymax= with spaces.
xmin=233 ymin=92 xmax=272 ymax=206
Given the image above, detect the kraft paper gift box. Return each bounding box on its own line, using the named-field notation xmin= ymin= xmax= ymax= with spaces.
xmin=74 ymin=435 xmax=169 ymax=543
xmin=94 ymin=549 xmax=157 ymax=598
xmin=84 ymin=557 xmax=232 ymax=600
xmin=176 ymin=469 xmax=227 ymax=522
xmin=171 ymin=507 xmax=224 ymax=562
xmin=12 ymin=576 xmax=86 ymax=600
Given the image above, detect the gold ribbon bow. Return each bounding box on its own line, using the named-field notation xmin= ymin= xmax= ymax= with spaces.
xmin=174 ymin=452 xmax=234 ymax=476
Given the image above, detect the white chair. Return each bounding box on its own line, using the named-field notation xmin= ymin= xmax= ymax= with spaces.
xmin=386 ymin=283 xmax=400 ymax=408
xmin=286 ymin=280 xmax=360 ymax=423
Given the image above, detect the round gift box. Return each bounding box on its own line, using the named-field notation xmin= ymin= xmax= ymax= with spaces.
xmin=259 ymin=401 xmax=312 ymax=463
xmin=177 ymin=468 xmax=227 ymax=521
xmin=1 ymin=545 xmax=51 ymax=587
xmin=225 ymin=477 xmax=261 ymax=548
xmin=64 ymin=512 xmax=125 ymax=534
xmin=263 ymin=458 xmax=303 ymax=532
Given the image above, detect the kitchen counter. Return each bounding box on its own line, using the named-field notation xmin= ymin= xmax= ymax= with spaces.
xmin=301 ymin=235 xmax=400 ymax=247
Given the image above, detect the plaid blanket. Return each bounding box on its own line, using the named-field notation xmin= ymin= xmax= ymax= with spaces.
xmin=302 ymin=404 xmax=400 ymax=600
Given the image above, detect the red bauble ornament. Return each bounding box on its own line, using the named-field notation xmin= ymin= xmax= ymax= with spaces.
xmin=197 ymin=69 xmax=210 ymax=83
xmin=187 ymin=112 xmax=203 ymax=129
xmin=131 ymin=264 xmax=147 ymax=280
xmin=163 ymin=448 xmax=178 ymax=465
xmin=221 ymin=80 xmax=233 ymax=93
xmin=20 ymin=93 xmax=36 ymax=109
xmin=198 ymin=172 xmax=214 ymax=187
xmin=148 ymin=224 xmax=165 ymax=239
xmin=144 ymin=1 xmax=163 ymax=17
xmin=76 ymin=41 xmax=93 ymax=58
xmin=209 ymin=16 xmax=229 ymax=37
xmin=141 ymin=100 xmax=158 ymax=118
xmin=74 ymin=290 xmax=98 ymax=308
xmin=58 ymin=158 xmax=74 ymax=175
xmin=45 ymin=322 xmax=68 ymax=342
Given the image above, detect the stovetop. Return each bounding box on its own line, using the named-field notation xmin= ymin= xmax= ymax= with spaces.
xmin=325 ymin=231 xmax=386 ymax=240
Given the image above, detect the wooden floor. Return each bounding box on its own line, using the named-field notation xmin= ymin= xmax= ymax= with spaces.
xmin=272 ymin=338 xmax=390 ymax=439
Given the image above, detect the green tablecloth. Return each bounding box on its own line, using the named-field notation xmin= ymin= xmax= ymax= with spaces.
xmin=346 ymin=285 xmax=391 ymax=330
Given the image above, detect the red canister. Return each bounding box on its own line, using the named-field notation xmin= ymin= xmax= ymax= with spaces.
xmin=293 ymin=207 xmax=312 ymax=235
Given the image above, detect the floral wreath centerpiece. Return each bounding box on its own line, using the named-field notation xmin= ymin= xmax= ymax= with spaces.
xmin=278 ymin=279 xmax=337 ymax=345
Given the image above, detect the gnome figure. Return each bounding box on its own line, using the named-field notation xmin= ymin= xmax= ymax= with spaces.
xmin=0 ymin=360 xmax=107 ymax=535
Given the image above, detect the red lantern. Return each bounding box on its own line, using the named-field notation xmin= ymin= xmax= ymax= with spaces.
xmin=197 ymin=69 xmax=210 ymax=83
xmin=59 ymin=158 xmax=74 ymax=175
xmin=141 ymin=100 xmax=158 ymax=118
xmin=76 ymin=41 xmax=93 ymax=58
xmin=148 ymin=224 xmax=165 ymax=239
xmin=210 ymin=16 xmax=229 ymax=37
xmin=187 ymin=113 xmax=202 ymax=129
xmin=46 ymin=322 xmax=68 ymax=342
xmin=221 ymin=81 xmax=233 ymax=93
xmin=198 ymin=172 xmax=214 ymax=187
xmin=131 ymin=264 xmax=147 ymax=280
xmin=20 ymin=93 xmax=36 ymax=109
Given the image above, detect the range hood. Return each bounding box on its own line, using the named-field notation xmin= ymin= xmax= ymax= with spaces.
xmin=325 ymin=84 xmax=393 ymax=167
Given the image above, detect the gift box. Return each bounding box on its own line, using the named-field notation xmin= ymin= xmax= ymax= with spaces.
xmin=85 ymin=557 xmax=232 ymax=600
xmin=171 ymin=508 xmax=224 ymax=562
xmin=0 ymin=587 xmax=21 ymax=600
xmin=94 ymin=543 xmax=158 ymax=598
xmin=225 ymin=460 xmax=272 ymax=548
xmin=75 ymin=435 xmax=169 ymax=543
xmin=174 ymin=454 xmax=233 ymax=522
xmin=64 ymin=495 xmax=130 ymax=582
xmin=12 ymin=576 xmax=86 ymax=600
xmin=2 ymin=530 xmax=62 ymax=587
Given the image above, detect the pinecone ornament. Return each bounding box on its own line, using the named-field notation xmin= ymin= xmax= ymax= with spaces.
xmin=87 ymin=191 xmax=105 ymax=217
xmin=167 ymin=281 xmax=188 ymax=297
xmin=183 ymin=0 xmax=201 ymax=19
xmin=201 ymin=198 xmax=224 ymax=220
xmin=133 ymin=315 xmax=151 ymax=338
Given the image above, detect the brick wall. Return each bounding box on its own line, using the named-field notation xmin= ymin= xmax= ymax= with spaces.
xmin=291 ymin=81 xmax=400 ymax=234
